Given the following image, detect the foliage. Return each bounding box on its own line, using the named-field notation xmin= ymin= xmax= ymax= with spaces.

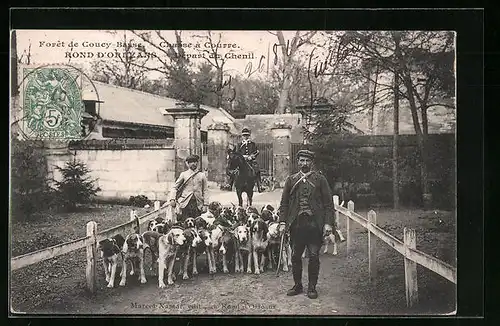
xmin=89 ymin=32 xmax=150 ymax=90
xmin=10 ymin=138 xmax=52 ymax=221
xmin=137 ymin=78 xmax=170 ymax=96
xmin=272 ymin=31 xmax=317 ymax=113
xmin=311 ymin=135 xmax=453 ymax=209
xmin=230 ymin=76 xmax=279 ymax=115
xmin=128 ymin=195 xmax=152 ymax=208
xmin=53 ymin=158 xmax=101 ymax=212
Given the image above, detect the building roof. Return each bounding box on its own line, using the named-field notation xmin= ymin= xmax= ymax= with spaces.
xmin=234 ymin=113 xmax=304 ymax=143
xmin=87 ymin=81 xmax=237 ymax=132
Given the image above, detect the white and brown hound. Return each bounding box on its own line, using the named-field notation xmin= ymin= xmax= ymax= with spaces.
xmin=218 ymin=226 xmax=236 ymax=274
xmin=148 ymin=217 xmax=165 ymax=231
xmin=233 ymin=224 xmax=253 ymax=273
xmin=193 ymin=226 xmax=213 ymax=275
xmin=200 ymin=211 xmax=216 ymax=227
xmin=141 ymin=230 xmax=162 ymax=273
xmin=322 ymin=224 xmax=338 ymax=255
xmin=302 ymin=224 xmax=343 ymax=258
xmin=250 ymin=218 xmax=269 ymax=274
xmin=120 ymin=233 xmax=147 ymax=286
xmin=207 ymin=224 xmax=226 ymax=274
xmin=177 ymin=219 xmax=203 ymax=280
xmin=98 ymin=234 xmax=125 ymax=288
xmin=158 ymin=226 xmax=186 ymax=288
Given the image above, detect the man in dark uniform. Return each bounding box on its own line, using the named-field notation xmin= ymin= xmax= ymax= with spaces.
xmin=278 ymin=149 xmax=334 ymax=299
xmin=227 ymin=128 xmax=264 ymax=192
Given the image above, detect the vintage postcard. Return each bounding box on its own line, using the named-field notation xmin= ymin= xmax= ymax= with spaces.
xmin=10 ymin=29 xmax=457 ymax=315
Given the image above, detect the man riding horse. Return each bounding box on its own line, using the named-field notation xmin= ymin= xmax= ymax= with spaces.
xmin=227 ymin=128 xmax=264 ymax=193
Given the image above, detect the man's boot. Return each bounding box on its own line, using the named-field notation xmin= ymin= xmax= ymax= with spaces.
xmin=307 ymin=254 xmax=320 ymax=299
xmin=287 ymin=261 xmax=303 ymax=296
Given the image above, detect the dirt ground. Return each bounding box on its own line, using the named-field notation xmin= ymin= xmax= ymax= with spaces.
xmin=10 ymin=189 xmax=456 ymax=315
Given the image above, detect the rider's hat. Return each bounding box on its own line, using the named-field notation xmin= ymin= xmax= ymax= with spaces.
xmin=185 ymin=154 xmax=200 ymax=163
xmin=297 ymin=149 xmax=315 ymax=160
xmin=241 ymin=128 xmax=251 ymax=136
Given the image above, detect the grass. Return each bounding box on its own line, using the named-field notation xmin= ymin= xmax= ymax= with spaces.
xmin=10 ymin=204 xmax=150 ymax=313
xmin=336 ymin=207 xmax=457 ymax=315
xmin=9 ymin=202 xmax=456 ymax=315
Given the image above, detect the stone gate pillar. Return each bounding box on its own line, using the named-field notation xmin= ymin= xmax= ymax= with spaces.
xmin=271 ymin=121 xmax=292 ymax=188
xmin=164 ymin=103 xmax=208 ymax=178
xmin=207 ymin=122 xmax=230 ymax=186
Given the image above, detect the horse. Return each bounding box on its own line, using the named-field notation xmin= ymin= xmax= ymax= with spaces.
xmin=226 ymin=149 xmax=256 ymax=207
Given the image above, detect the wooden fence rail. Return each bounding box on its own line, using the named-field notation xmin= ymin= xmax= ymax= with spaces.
xmin=10 ymin=202 xmax=172 ymax=273
xmin=85 ymin=202 xmax=174 ymax=291
xmin=12 ymin=196 xmax=456 ymax=303
xmin=333 ymin=195 xmax=457 ymax=308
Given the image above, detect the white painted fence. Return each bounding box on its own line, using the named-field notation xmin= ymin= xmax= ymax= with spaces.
xmin=334 ymin=195 xmax=457 ymax=308
xmin=10 ymin=202 xmax=176 ymax=293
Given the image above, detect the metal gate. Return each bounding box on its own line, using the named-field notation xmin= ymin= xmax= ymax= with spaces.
xmin=255 ymin=143 xmax=273 ymax=177
xmin=290 ymin=142 xmax=302 ymax=173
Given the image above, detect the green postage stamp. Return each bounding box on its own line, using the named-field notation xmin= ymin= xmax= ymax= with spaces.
xmin=22 ymin=67 xmax=84 ymax=140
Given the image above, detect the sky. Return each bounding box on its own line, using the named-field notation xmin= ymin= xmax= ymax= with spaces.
xmin=15 ymin=30 xmax=323 ymax=80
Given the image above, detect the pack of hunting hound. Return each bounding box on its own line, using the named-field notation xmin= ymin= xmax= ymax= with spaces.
xmin=97 ymin=202 xmax=340 ymax=289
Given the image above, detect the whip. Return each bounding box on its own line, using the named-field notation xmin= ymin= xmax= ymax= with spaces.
xmin=275 ymin=231 xmax=285 ymax=277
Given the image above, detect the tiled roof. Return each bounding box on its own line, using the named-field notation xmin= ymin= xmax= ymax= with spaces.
xmin=88 ymin=81 xmax=237 ymax=132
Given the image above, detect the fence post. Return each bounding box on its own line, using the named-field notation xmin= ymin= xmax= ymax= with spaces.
xmin=165 ymin=205 xmax=172 ymax=223
xmin=347 ymin=200 xmax=354 ymax=255
xmin=368 ymin=210 xmax=377 ymax=282
xmin=86 ymin=221 xmax=97 ymax=293
xmin=130 ymin=210 xmax=139 ymax=233
xmin=404 ymin=227 xmax=419 ymax=308
xmin=154 ymin=200 xmax=160 ymax=211
xmin=332 ymin=195 xmax=340 ymax=229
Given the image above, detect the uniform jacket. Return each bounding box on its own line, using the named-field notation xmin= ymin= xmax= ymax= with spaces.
xmin=236 ymin=140 xmax=259 ymax=157
xmin=169 ymin=169 xmax=208 ymax=210
xmin=278 ymin=170 xmax=334 ymax=229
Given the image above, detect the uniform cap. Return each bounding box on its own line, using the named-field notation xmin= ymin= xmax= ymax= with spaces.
xmin=185 ymin=154 xmax=200 ymax=163
xmin=297 ymin=149 xmax=315 ymax=160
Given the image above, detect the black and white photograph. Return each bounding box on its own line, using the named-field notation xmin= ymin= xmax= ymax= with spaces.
xmin=10 ymin=27 xmax=457 ymax=315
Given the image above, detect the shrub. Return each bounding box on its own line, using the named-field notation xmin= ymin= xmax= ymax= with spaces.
xmin=128 ymin=195 xmax=152 ymax=208
xmin=53 ymin=158 xmax=101 ymax=212
xmin=10 ymin=138 xmax=52 ymax=221
xmin=310 ymin=138 xmax=449 ymax=208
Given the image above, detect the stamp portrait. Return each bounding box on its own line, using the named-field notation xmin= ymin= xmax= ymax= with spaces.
xmin=22 ymin=66 xmax=85 ymax=140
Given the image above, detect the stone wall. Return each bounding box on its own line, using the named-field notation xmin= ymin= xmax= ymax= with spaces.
xmin=207 ymin=123 xmax=230 ymax=186
xmin=47 ymin=139 xmax=176 ymax=201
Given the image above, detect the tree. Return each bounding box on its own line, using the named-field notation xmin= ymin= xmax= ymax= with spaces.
xmin=131 ymin=30 xmax=201 ymax=103
xmin=10 ymin=137 xmax=51 ymax=221
xmin=137 ymin=78 xmax=169 ymax=97
xmin=191 ymin=61 xmax=221 ymax=108
xmin=229 ymin=76 xmax=279 ymax=115
xmin=192 ymin=31 xmax=237 ymax=110
xmin=271 ymin=31 xmax=317 ymax=113
xmin=342 ymin=31 xmax=455 ymax=207
xmin=53 ymin=158 xmax=101 ymax=212
xmin=90 ymin=31 xmax=150 ymax=90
